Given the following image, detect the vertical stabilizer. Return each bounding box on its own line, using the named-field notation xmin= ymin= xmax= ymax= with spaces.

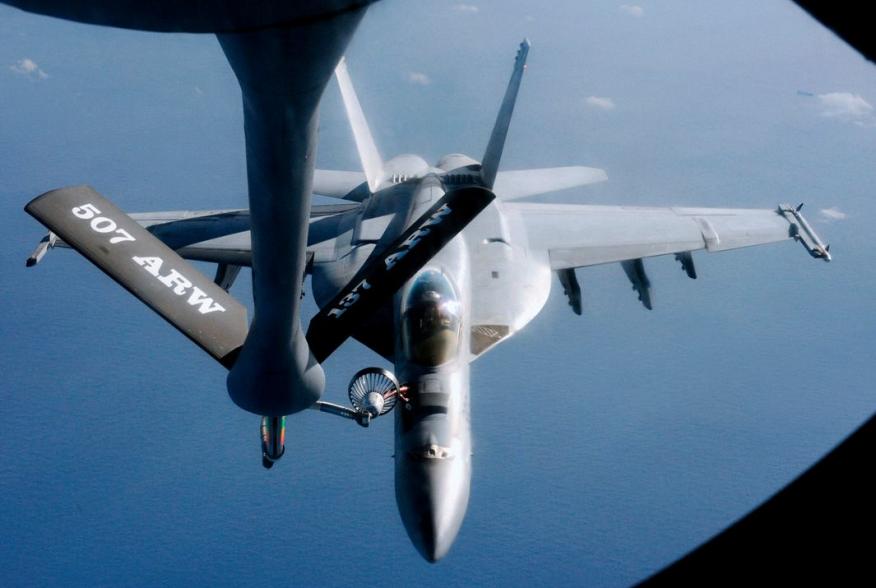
xmin=480 ymin=39 xmax=530 ymax=189
xmin=335 ymin=57 xmax=384 ymax=192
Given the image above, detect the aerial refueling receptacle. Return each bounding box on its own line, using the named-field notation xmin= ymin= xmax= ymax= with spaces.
xmin=347 ymin=367 xmax=400 ymax=424
xmin=310 ymin=367 xmax=401 ymax=427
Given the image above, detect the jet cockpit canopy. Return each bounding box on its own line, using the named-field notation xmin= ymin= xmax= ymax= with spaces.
xmin=401 ymin=269 xmax=462 ymax=366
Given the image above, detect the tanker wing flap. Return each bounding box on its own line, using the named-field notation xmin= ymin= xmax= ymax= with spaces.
xmin=25 ymin=185 xmax=248 ymax=367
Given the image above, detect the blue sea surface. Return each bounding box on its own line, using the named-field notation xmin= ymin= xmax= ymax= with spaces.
xmin=2 ymin=2 xmax=876 ymax=586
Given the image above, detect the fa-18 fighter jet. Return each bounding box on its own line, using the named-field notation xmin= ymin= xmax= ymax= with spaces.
xmin=24 ymin=40 xmax=830 ymax=561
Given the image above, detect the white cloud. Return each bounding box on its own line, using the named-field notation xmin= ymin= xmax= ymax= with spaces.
xmin=9 ymin=57 xmax=48 ymax=79
xmin=819 ymin=207 xmax=848 ymax=221
xmin=817 ymin=92 xmax=873 ymax=125
xmin=14 ymin=58 xmax=37 ymax=73
xmin=620 ymin=4 xmax=644 ymax=18
xmin=453 ymin=3 xmax=479 ymax=13
xmin=407 ymin=71 xmax=431 ymax=86
xmin=586 ymin=96 xmax=616 ymax=111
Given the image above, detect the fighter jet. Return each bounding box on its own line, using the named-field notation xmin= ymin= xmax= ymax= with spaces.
xmin=24 ymin=41 xmax=831 ymax=562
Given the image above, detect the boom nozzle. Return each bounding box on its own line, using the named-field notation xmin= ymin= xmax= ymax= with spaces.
xmin=260 ymin=415 xmax=286 ymax=468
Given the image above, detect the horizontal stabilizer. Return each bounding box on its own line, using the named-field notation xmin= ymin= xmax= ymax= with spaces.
xmin=307 ymin=186 xmax=495 ymax=362
xmin=313 ymin=169 xmax=368 ymax=201
xmin=493 ymin=166 xmax=607 ymax=200
xmin=25 ymin=186 xmax=249 ymax=366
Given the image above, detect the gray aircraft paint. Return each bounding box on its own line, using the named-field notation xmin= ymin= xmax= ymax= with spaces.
xmin=5 ymin=0 xmax=379 ymax=418
xmin=20 ymin=35 xmax=830 ymax=563
xmin=25 ymin=186 xmax=249 ymax=365
xmin=0 ymin=0 xmax=378 ymax=32
xmin=306 ymin=42 xmax=826 ymax=559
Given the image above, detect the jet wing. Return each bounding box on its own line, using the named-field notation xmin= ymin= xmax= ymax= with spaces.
xmin=32 ymin=203 xmax=360 ymax=268
xmin=511 ymin=202 xmax=831 ymax=269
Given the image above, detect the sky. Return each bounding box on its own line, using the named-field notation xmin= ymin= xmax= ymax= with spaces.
xmin=2 ymin=1 xmax=876 ymax=586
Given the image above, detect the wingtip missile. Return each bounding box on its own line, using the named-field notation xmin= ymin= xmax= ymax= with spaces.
xmin=778 ymin=204 xmax=832 ymax=262
xmin=820 ymin=244 xmax=832 ymax=262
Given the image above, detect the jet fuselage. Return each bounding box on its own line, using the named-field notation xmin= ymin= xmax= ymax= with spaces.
xmin=311 ymin=154 xmax=552 ymax=560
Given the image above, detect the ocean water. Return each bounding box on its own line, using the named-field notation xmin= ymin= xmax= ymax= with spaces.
xmin=2 ymin=1 xmax=876 ymax=586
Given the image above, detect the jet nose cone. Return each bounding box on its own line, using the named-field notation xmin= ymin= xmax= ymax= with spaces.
xmin=396 ymin=452 xmax=471 ymax=563
xmin=415 ymin=496 xmax=457 ymax=563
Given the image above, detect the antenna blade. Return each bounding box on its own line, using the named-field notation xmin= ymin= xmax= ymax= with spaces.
xmin=480 ymin=39 xmax=530 ymax=190
xmin=335 ymin=57 xmax=384 ymax=192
